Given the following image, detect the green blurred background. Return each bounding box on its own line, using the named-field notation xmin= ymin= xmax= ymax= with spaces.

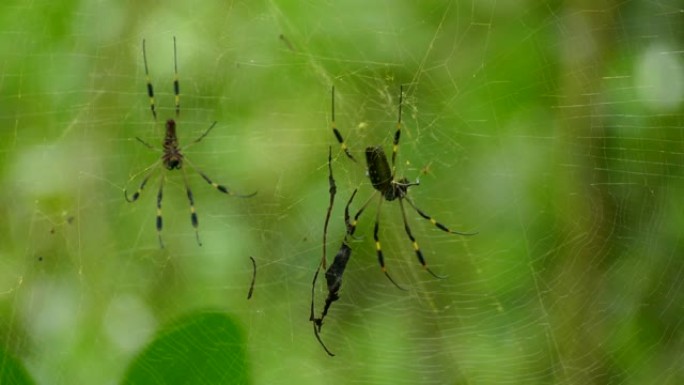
xmin=0 ymin=0 xmax=682 ymax=384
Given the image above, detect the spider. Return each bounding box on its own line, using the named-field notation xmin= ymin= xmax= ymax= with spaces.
xmin=309 ymin=147 xmax=358 ymax=356
xmin=124 ymin=37 xmax=255 ymax=248
xmin=330 ymin=85 xmax=477 ymax=289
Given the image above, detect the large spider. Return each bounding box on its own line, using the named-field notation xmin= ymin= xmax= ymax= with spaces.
xmin=124 ymin=37 xmax=254 ymax=248
xmin=330 ymin=85 xmax=476 ymax=289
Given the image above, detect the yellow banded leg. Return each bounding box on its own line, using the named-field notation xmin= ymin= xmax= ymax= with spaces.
xmin=373 ymin=219 xmax=406 ymax=290
xmin=124 ymin=172 xmax=153 ymax=203
xmin=331 ymin=86 xmax=356 ymax=162
xmin=142 ymin=39 xmax=157 ymax=120
xmin=156 ymin=177 xmax=165 ymax=248
xmin=173 ymin=36 xmax=180 ymax=117
xmin=398 ymin=199 xmax=446 ymax=279
xmin=182 ymin=171 xmax=201 ymax=246
xmin=391 ymin=85 xmax=403 ymax=170
xmin=194 ymin=168 xmax=257 ymax=198
xmin=405 ymin=197 xmax=478 ymax=236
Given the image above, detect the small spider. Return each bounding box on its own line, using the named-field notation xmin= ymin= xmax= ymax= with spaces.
xmin=330 ymin=85 xmax=476 ymax=288
xmin=124 ymin=37 xmax=254 ymax=248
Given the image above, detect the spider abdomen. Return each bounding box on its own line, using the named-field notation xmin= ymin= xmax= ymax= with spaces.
xmin=365 ymin=146 xmax=398 ymax=201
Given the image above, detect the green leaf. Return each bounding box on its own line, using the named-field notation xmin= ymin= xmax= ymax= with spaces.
xmin=122 ymin=311 xmax=249 ymax=385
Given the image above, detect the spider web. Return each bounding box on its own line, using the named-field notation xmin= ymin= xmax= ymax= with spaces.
xmin=0 ymin=0 xmax=683 ymax=384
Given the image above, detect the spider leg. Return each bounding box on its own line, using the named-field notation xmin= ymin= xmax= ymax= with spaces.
xmin=331 ymin=86 xmax=356 ymax=162
xmin=124 ymin=163 xmax=161 ymax=202
xmin=156 ymin=174 xmax=165 ymax=248
xmin=142 ymin=39 xmax=157 ymax=121
xmin=124 ymin=174 xmax=151 ymax=203
xmin=173 ymin=36 xmax=180 ymax=117
xmin=404 ymin=197 xmax=478 ymax=236
xmin=345 ymin=190 xmax=375 ymax=238
xmin=322 ymin=146 xmax=337 ymax=269
xmin=185 ymin=159 xmax=257 ymax=198
xmin=181 ymin=168 xmax=202 ymax=246
xmin=310 ymin=264 xmax=333 ymax=355
xmin=183 ymin=121 xmax=217 ymax=149
xmin=343 ymin=189 xmax=358 ymax=236
xmin=373 ymin=200 xmax=408 ymax=291
xmin=390 ymin=85 xmax=403 ymax=173
xmin=398 ymin=198 xmax=446 ymax=279
xmin=313 ymin=328 xmax=336 ymax=356
xmin=310 ymin=265 xmax=321 ymax=322
xmin=312 ymin=147 xmax=337 ymax=323
xmin=135 ymin=136 xmax=156 ymax=150
xmin=310 ymin=247 xmax=337 ymax=356
xmin=247 ymin=256 xmax=256 ymax=300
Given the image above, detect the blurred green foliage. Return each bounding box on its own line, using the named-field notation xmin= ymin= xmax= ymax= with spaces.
xmin=0 ymin=345 xmax=35 ymax=385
